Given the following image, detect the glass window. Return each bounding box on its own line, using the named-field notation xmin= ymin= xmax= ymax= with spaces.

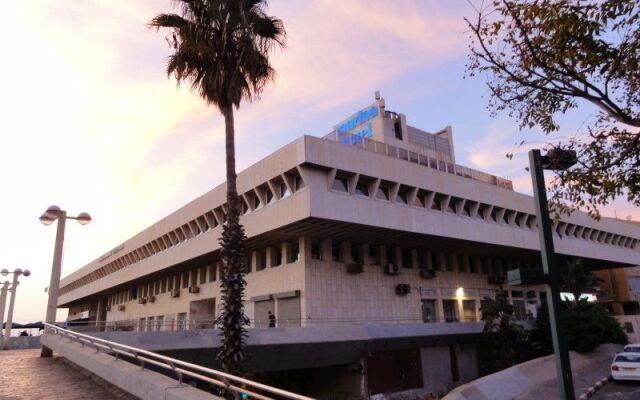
xmin=401 ymin=248 xmax=413 ymax=268
xmin=177 ymin=313 xmax=187 ymax=331
xmin=443 ymin=300 xmax=458 ymax=323
xmin=513 ymin=299 xmax=526 ymax=320
xmin=279 ymin=182 xmax=291 ymax=198
xmin=331 ymin=240 xmax=342 ymax=262
xmin=287 ymin=240 xmax=300 ymax=263
xmin=256 ymin=249 xmax=267 ymax=270
xmin=271 ymin=246 xmax=282 ymax=267
xmin=386 ymin=246 xmax=396 ymax=264
xmin=294 ymin=175 xmax=305 ymax=191
xmin=265 ymin=187 xmax=275 ymax=204
xmin=311 ymin=239 xmax=322 ymax=260
xmin=350 ymin=243 xmax=361 ymax=264
xmin=182 ymin=271 xmax=189 ymax=289
xmin=208 ymin=264 xmax=217 ymax=282
xmin=332 ymin=176 xmax=349 ymax=192
xmin=462 ymin=300 xmax=476 ymax=322
xmin=376 ymin=186 xmax=390 ymax=201
xmin=422 ymin=300 xmax=438 ymax=323
xmin=199 ymin=267 xmax=207 ymax=284
xmin=355 ymin=182 xmax=369 ymax=197
xmin=369 ymin=245 xmax=380 ymax=265
xmin=397 ymin=190 xmax=408 ymax=204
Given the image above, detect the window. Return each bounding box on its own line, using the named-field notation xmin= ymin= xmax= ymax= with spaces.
xmin=422 ymin=300 xmax=438 ymax=322
xmin=287 ymin=240 xmax=300 ymax=263
xmin=331 ymin=240 xmax=342 ymax=262
xmin=182 ymin=271 xmax=189 ymax=289
xmin=190 ymin=269 xmax=198 ymax=286
xmin=311 ymin=239 xmax=323 ymax=260
xmin=396 ymin=189 xmax=408 ymax=205
xmin=375 ymin=185 xmax=390 ymax=201
xmin=139 ymin=318 xmax=146 ymax=331
xmin=462 ymin=204 xmax=472 ymax=217
xmin=161 ymin=278 xmax=167 ymax=293
xmin=294 ymin=175 xmax=305 ymax=191
xmin=462 ymin=300 xmax=476 ymax=322
xmin=386 ymin=246 xmax=397 ymax=264
xmin=513 ymin=299 xmax=526 ymax=320
xmin=350 ymin=243 xmax=361 ymax=264
xmin=256 ymin=249 xmax=267 ymax=271
xmin=199 ymin=267 xmax=207 ymax=284
xmin=355 ymin=181 xmax=369 ymax=197
xmin=271 ymin=246 xmax=282 ymax=267
xmin=156 ymin=316 xmax=164 ymax=331
xmin=279 ymin=182 xmax=291 ymax=199
xmin=265 ymin=186 xmax=275 ymax=204
xmin=401 ymin=248 xmax=413 ymax=268
xmin=490 ymin=208 xmax=499 ymax=222
xmin=369 ymin=245 xmax=380 ymax=265
xmin=443 ymin=300 xmax=458 ymax=323
xmin=253 ymin=195 xmax=262 ymax=210
xmin=177 ymin=313 xmax=187 ymax=331
xmin=431 ymin=196 xmax=442 ymax=211
xmin=208 ymin=264 xmax=217 ymax=282
xmin=431 ymin=252 xmax=440 ymax=271
xmin=332 ymin=176 xmax=349 ymax=192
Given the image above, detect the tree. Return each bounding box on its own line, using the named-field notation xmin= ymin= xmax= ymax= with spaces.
xmin=466 ymin=0 xmax=640 ymax=218
xmin=480 ymin=289 xmax=529 ymax=374
xmin=560 ymin=258 xmax=602 ymax=303
xmin=536 ymin=301 xmax=627 ymax=353
xmin=150 ymin=0 xmax=285 ymax=374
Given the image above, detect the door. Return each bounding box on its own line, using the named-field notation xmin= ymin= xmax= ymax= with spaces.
xmin=255 ymin=299 xmax=275 ymax=328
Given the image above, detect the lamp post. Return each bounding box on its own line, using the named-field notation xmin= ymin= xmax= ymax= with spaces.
xmin=0 ymin=280 xmax=10 ymax=343
xmin=39 ymin=205 xmax=91 ymax=357
xmin=529 ymin=148 xmax=577 ymax=400
xmin=1 ymin=268 xmax=31 ymax=350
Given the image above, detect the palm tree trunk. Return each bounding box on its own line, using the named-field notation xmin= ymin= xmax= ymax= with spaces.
xmin=217 ymin=104 xmax=249 ymax=375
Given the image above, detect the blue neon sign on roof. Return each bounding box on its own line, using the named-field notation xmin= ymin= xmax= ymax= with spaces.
xmin=336 ymin=105 xmax=378 ymax=133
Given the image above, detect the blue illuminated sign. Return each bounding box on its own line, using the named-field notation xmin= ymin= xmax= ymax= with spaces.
xmin=336 ymin=105 xmax=378 ymax=133
xmin=340 ymin=123 xmax=372 ymax=145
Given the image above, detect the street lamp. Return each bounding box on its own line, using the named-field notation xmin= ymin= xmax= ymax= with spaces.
xmin=39 ymin=205 xmax=91 ymax=358
xmin=1 ymin=268 xmax=31 ymax=350
xmin=529 ymin=148 xmax=577 ymax=400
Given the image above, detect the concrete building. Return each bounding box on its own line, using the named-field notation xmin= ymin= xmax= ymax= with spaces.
xmin=58 ymin=93 xmax=640 ymax=397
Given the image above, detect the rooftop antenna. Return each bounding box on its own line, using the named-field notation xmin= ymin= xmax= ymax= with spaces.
xmin=374 ymin=90 xmax=381 ymax=100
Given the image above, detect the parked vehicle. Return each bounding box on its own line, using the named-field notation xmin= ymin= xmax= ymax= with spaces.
xmin=611 ymin=352 xmax=640 ymax=381
xmin=623 ymin=344 xmax=640 ymax=353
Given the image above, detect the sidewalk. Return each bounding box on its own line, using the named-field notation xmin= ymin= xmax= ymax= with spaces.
xmin=0 ymin=349 xmax=138 ymax=400
xmin=516 ymin=359 xmax=611 ymax=400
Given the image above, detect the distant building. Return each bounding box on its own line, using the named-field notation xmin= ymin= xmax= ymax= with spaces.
xmin=595 ymin=263 xmax=640 ymax=341
xmin=58 ymin=93 xmax=640 ymax=397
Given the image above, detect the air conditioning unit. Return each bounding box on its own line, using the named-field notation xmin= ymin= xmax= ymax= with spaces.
xmin=385 ymin=263 xmax=400 ymax=276
xmin=395 ymin=283 xmax=411 ymax=295
xmin=170 ymin=289 xmax=180 ymax=298
xmin=138 ymin=297 xmax=147 ymax=305
xmin=188 ymin=286 xmax=200 ymax=294
xmin=420 ymin=269 xmax=436 ymax=280
xmin=117 ymin=305 xmax=125 ymax=311
xmin=346 ymin=263 xmax=363 ymax=274
xmin=148 ymin=295 xmax=156 ymax=303
xmin=105 ymin=305 xmax=112 ymax=312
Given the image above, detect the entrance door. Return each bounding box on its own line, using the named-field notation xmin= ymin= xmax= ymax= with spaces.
xmin=421 ymin=299 xmax=437 ymax=322
xmin=255 ymin=299 xmax=275 ymax=328
xmin=443 ymin=300 xmax=459 ymax=322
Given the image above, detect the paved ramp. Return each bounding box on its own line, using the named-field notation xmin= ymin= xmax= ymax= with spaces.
xmin=0 ymin=349 xmax=138 ymax=400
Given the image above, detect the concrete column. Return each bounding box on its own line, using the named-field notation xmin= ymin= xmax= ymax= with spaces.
xmin=437 ymin=252 xmax=447 ymax=271
xmin=281 ymin=241 xmax=290 ymax=264
xmin=425 ymin=250 xmax=434 ymax=270
xmin=362 ymin=244 xmax=371 ymax=265
xmin=411 ymin=249 xmax=419 ymax=269
xmin=341 ymin=241 xmax=352 ymax=264
xmin=95 ymin=298 xmax=104 ymax=327
xmin=250 ymin=250 xmax=258 ymax=272
xmin=436 ymin=297 xmax=445 ymax=323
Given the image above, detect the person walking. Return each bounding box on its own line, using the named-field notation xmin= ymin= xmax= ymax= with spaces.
xmin=268 ymin=311 xmax=276 ymax=328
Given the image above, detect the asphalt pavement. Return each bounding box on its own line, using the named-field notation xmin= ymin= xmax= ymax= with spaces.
xmin=592 ymin=381 xmax=640 ymax=399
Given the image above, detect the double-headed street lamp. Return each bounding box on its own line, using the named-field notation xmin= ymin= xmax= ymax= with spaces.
xmin=39 ymin=205 xmax=91 ymax=357
xmin=1 ymin=268 xmax=31 ymax=350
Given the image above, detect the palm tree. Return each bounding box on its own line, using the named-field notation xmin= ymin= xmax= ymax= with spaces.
xmin=150 ymin=0 xmax=285 ymax=374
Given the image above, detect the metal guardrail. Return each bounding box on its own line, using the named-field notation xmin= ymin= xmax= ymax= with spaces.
xmin=44 ymin=323 xmax=315 ymax=400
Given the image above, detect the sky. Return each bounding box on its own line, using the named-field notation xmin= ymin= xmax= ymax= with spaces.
xmin=1 ymin=0 xmax=638 ymax=326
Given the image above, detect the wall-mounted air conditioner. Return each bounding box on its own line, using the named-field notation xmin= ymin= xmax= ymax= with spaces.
xmin=395 ymin=283 xmax=411 ymax=295
xmin=171 ymin=289 xmax=180 ymax=298
xmin=385 ymin=263 xmax=400 ymax=276
xmin=117 ymin=305 xmax=125 ymax=311
xmin=138 ymin=297 xmax=147 ymax=305
xmin=188 ymin=286 xmax=200 ymax=294
xmin=149 ymin=295 xmax=156 ymax=303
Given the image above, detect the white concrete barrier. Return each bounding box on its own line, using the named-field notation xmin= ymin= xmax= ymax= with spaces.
xmin=442 ymin=343 xmax=621 ymax=400
xmin=42 ymin=333 xmax=221 ymax=400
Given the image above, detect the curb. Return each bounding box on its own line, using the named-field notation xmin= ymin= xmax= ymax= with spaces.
xmin=578 ymin=376 xmax=611 ymax=399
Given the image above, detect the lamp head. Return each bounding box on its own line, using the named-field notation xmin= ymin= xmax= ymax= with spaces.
xmin=39 ymin=212 xmax=54 ymax=225
xmin=76 ymin=212 xmax=92 ymax=225
xmin=14 ymin=268 xmax=22 ymax=275
xmin=22 ymin=269 xmax=31 ymax=277
xmin=541 ymin=148 xmax=577 ymax=171
xmin=0 ymin=269 xmax=7 ymax=276
xmin=45 ymin=205 xmax=63 ymax=219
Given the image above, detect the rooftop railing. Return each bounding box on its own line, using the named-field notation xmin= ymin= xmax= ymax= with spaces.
xmin=44 ymin=322 xmax=315 ymax=400
xmin=322 ymin=131 xmax=513 ymax=190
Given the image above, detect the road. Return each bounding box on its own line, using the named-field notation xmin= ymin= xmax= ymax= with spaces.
xmin=592 ymin=381 xmax=640 ymax=399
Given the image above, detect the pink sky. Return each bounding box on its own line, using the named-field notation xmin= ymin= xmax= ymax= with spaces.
xmin=1 ymin=1 xmax=638 ymax=325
